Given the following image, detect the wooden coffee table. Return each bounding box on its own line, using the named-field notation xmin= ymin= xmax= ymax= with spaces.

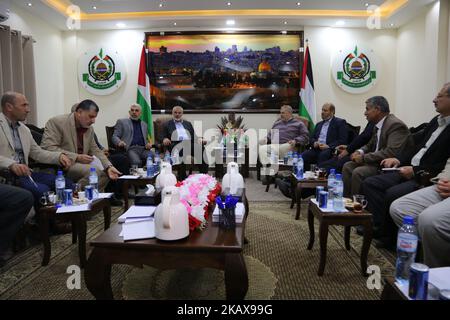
xmin=85 ymin=216 xmax=248 ymax=300
xmin=290 ymin=175 xmax=328 ymax=220
xmin=38 ymin=198 xmax=111 ymax=268
xmin=307 ymin=199 xmax=373 ymax=276
xmin=121 ymin=175 xmax=157 ymax=210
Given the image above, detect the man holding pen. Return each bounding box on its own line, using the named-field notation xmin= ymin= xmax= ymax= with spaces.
xmin=0 ymin=92 xmax=73 ymax=209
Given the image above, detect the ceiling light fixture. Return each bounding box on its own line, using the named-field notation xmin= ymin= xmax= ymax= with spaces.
xmin=159 ymin=3 xmax=164 ymax=8
xmin=92 ymin=6 xmax=97 ymax=10
xmin=390 ymin=23 xmax=395 ymax=27
xmin=296 ymin=2 xmax=301 ymax=6
xmin=281 ymin=31 xmax=287 ymax=34
xmin=116 ymin=22 xmax=126 ymax=28
xmin=227 ymin=2 xmax=232 ymax=6
xmin=27 ymin=2 xmax=32 ymax=7
xmin=365 ymin=3 xmax=369 ymax=7
xmin=283 ymin=21 xmax=288 ymax=25
xmin=335 ymin=20 xmax=346 ymax=26
xmin=173 ymin=22 xmax=177 ymax=26
xmin=226 ymin=20 xmax=235 ymax=26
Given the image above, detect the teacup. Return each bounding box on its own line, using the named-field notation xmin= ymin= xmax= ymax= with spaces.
xmin=352 ymin=195 xmax=368 ymax=212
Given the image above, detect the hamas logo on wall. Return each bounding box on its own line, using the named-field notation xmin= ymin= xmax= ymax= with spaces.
xmin=332 ymin=46 xmax=378 ymax=94
xmin=78 ymin=48 xmax=126 ymax=96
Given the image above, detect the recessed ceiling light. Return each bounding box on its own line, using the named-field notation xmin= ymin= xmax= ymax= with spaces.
xmin=283 ymin=21 xmax=288 ymax=25
xmin=281 ymin=31 xmax=287 ymax=34
xmin=296 ymin=2 xmax=301 ymax=6
xmin=92 ymin=6 xmax=97 ymax=10
xmin=159 ymin=3 xmax=164 ymax=8
xmin=365 ymin=3 xmax=369 ymax=7
xmin=226 ymin=20 xmax=235 ymax=26
xmin=336 ymin=20 xmax=346 ymax=26
xmin=227 ymin=2 xmax=232 ymax=6
xmin=27 ymin=2 xmax=32 ymax=7
xmin=173 ymin=22 xmax=177 ymax=26
xmin=390 ymin=23 xmax=395 ymax=27
xmin=116 ymin=22 xmax=126 ymax=28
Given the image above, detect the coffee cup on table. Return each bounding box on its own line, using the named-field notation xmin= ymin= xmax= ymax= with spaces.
xmin=352 ymin=194 xmax=368 ymax=212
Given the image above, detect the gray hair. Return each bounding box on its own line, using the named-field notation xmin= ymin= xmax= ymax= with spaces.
xmin=71 ymin=103 xmax=79 ymax=113
xmin=173 ymin=105 xmax=183 ymax=112
xmin=130 ymin=103 xmax=142 ymax=111
xmin=280 ymin=105 xmax=293 ymax=114
xmin=444 ymin=83 xmax=450 ymax=95
xmin=1 ymin=91 xmax=19 ymax=109
xmin=366 ymin=96 xmax=390 ymax=113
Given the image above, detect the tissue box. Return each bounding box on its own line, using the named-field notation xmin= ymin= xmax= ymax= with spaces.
xmin=134 ymin=190 xmax=161 ymax=206
xmin=212 ymin=202 xmax=245 ymax=224
xmin=221 ymin=188 xmax=245 ymax=202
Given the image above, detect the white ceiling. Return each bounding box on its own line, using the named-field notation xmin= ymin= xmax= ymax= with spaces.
xmin=12 ymin=0 xmax=437 ymax=31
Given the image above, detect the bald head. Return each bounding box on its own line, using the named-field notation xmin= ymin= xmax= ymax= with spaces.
xmin=172 ymin=106 xmax=184 ymax=121
xmin=1 ymin=91 xmax=30 ymax=122
xmin=321 ymin=103 xmax=335 ymax=121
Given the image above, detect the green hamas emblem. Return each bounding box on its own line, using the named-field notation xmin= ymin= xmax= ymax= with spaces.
xmin=333 ymin=46 xmax=378 ymax=94
xmin=83 ymin=49 xmax=121 ymax=90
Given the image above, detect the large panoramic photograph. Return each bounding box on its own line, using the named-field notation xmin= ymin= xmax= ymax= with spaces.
xmin=146 ymin=32 xmax=302 ymax=112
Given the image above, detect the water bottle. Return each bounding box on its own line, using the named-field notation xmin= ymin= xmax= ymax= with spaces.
xmin=287 ymin=151 xmax=293 ymax=165
xmin=154 ymin=151 xmax=161 ymax=174
xmin=395 ymin=216 xmax=418 ymax=284
xmin=296 ymin=155 xmax=304 ymax=179
xmin=55 ymin=170 xmax=65 ymax=207
xmin=327 ymin=169 xmax=336 ymax=200
xmin=89 ymin=167 xmax=99 ymax=199
xmin=164 ymin=150 xmax=171 ymax=164
xmin=146 ymin=155 xmax=154 ymax=177
xmin=292 ymin=152 xmax=299 ymax=175
xmin=332 ymin=174 xmax=344 ymax=211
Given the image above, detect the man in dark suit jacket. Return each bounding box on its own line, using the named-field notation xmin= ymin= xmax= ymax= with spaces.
xmin=301 ymin=103 xmax=348 ymax=170
xmin=362 ymin=83 xmax=450 ymax=247
xmin=342 ymin=96 xmax=410 ymax=197
xmin=319 ymin=121 xmax=375 ymax=173
xmin=162 ymin=106 xmax=207 ymax=178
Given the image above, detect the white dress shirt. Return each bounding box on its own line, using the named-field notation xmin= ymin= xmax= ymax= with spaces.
xmin=411 ymin=115 xmax=450 ymax=166
xmin=318 ymin=117 xmax=332 ymax=144
xmin=375 ymin=116 xmax=386 ymax=151
xmin=174 ymin=120 xmax=189 ymax=141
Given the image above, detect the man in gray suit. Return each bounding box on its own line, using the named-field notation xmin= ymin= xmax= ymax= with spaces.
xmin=390 ymin=157 xmax=450 ymax=267
xmin=342 ymin=96 xmax=410 ymax=196
xmin=112 ymin=103 xmax=151 ymax=166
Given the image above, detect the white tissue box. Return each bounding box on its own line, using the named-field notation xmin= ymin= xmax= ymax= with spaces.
xmin=212 ymin=202 xmax=245 ymax=224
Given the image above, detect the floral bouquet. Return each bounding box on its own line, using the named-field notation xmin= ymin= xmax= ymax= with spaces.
xmin=176 ymin=174 xmax=222 ymax=231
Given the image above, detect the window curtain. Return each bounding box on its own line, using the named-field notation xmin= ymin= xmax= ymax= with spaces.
xmin=0 ymin=25 xmax=37 ymax=125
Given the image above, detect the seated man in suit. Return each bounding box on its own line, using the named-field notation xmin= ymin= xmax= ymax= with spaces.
xmin=0 ymin=92 xmax=73 ymax=209
xmin=41 ymin=99 xmax=121 ymax=192
xmin=301 ymin=103 xmax=348 ymax=170
xmin=0 ymin=184 xmax=34 ymax=266
xmin=319 ymin=121 xmax=375 ymax=173
xmin=362 ymin=83 xmax=450 ymax=247
xmin=162 ymin=106 xmax=207 ymax=179
xmin=259 ymin=104 xmax=309 ymax=168
xmin=112 ymin=103 xmax=152 ymax=166
xmin=390 ymin=157 xmax=450 ymax=267
xmin=342 ymin=96 xmax=410 ymax=197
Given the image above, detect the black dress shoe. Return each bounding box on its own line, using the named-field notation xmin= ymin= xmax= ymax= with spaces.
xmin=373 ymin=237 xmax=396 ymax=250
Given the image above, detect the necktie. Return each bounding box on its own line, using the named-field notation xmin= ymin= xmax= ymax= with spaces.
xmin=374 ymin=127 xmax=380 ymax=152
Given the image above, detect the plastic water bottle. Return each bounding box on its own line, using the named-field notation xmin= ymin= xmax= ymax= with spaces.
xmin=154 ymin=151 xmax=161 ymax=174
xmin=164 ymin=150 xmax=171 ymax=164
xmin=89 ymin=167 xmax=99 ymax=199
xmin=327 ymin=169 xmax=336 ymax=200
xmin=332 ymin=173 xmax=344 ymax=211
xmin=292 ymin=152 xmax=299 ymax=175
xmin=55 ymin=170 xmax=65 ymax=207
xmin=146 ymin=155 xmax=154 ymax=177
xmin=296 ymin=155 xmax=304 ymax=179
xmin=395 ymin=216 xmax=418 ymax=284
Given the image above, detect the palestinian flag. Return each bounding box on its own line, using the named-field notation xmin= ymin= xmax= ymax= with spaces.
xmin=137 ymin=45 xmax=154 ymax=143
xmin=299 ymin=45 xmax=316 ymax=133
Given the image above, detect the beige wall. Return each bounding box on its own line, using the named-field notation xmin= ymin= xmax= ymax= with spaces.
xmin=4 ymin=4 xmax=64 ymax=126
xmin=4 ymin=1 xmax=450 ymax=144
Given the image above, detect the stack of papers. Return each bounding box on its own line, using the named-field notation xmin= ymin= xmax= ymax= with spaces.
xmin=118 ymin=205 xmax=156 ymax=223
xmin=121 ymin=218 xmax=155 ymax=241
xmin=212 ymin=202 xmax=245 ymax=223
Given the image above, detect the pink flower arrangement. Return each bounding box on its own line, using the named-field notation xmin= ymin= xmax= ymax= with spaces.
xmin=176 ymin=174 xmax=221 ymax=231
